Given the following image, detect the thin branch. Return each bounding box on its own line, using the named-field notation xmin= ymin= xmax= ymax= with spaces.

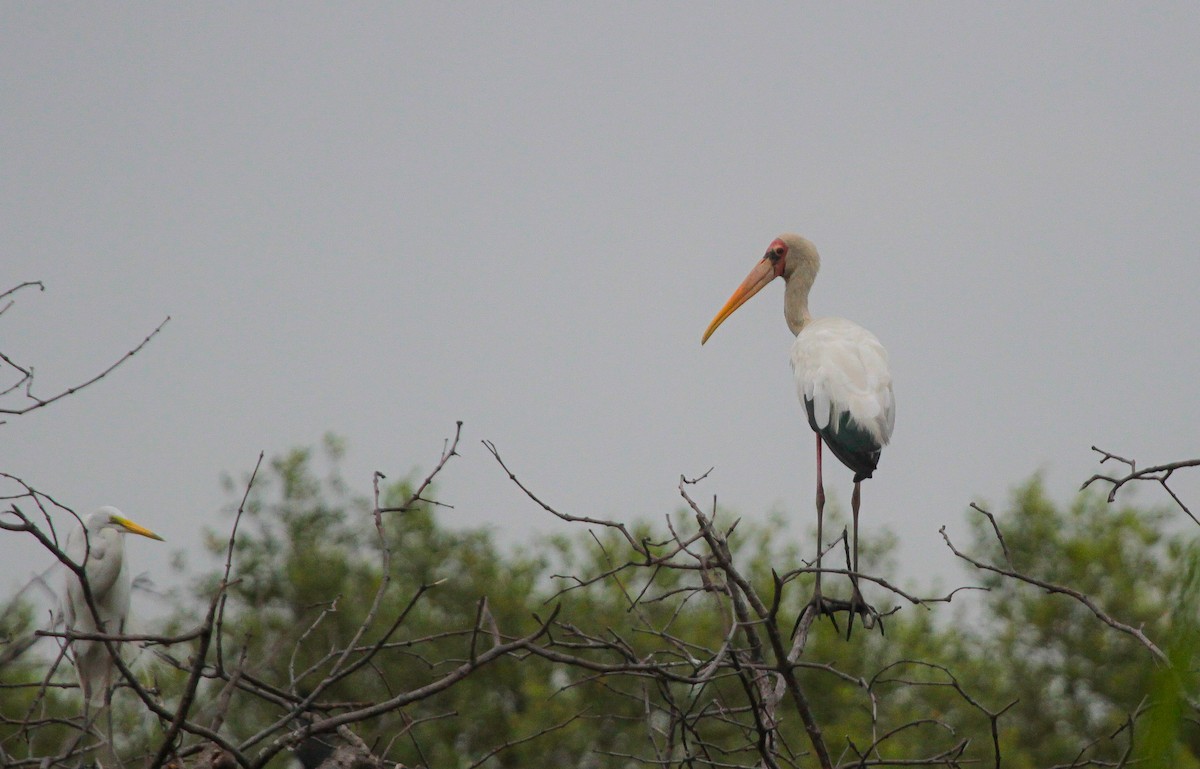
xmin=464 ymin=711 xmax=585 ymax=769
xmin=0 ymin=314 xmax=171 ymax=420
xmin=1082 ymin=446 xmax=1200 ymax=525
xmin=939 ymin=525 xmax=1168 ymax=664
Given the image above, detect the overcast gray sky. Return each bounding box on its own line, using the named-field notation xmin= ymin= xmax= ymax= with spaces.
xmin=3 ymin=4 xmax=1198 ymax=599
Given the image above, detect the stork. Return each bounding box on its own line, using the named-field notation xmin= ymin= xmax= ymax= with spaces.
xmin=702 ymin=233 xmax=895 ymax=628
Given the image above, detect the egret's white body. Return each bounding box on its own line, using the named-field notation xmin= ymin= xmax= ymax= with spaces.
xmin=63 ymin=506 xmax=163 ymax=706
xmin=702 ymin=233 xmax=895 ymax=627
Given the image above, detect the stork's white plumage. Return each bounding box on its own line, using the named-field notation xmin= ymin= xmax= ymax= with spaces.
xmin=702 ymin=233 xmax=894 ymax=629
xmin=792 ymin=316 xmax=894 ymax=474
xmin=64 ymin=506 xmax=164 ymax=707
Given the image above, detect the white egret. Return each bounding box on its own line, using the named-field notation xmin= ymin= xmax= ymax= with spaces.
xmin=63 ymin=506 xmax=164 ymax=706
xmin=702 ymin=234 xmax=895 ymax=626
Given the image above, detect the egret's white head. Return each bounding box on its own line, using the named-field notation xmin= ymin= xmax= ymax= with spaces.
xmin=84 ymin=506 xmax=164 ymax=542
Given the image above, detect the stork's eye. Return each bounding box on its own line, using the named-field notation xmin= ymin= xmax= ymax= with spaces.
xmin=768 ymin=246 xmax=785 ymax=261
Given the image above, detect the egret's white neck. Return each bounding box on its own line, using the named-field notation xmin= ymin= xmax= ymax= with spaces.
xmin=784 ymin=276 xmax=813 ymax=336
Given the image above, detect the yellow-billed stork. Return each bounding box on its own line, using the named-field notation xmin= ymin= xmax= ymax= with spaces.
xmin=702 ymin=233 xmax=895 ymax=622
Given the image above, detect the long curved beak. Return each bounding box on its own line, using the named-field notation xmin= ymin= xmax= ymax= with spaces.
xmin=701 ymin=258 xmax=777 ymax=344
xmin=113 ymin=515 xmax=165 ymax=541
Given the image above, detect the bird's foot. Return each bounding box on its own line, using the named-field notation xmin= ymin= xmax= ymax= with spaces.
xmin=844 ymin=582 xmax=883 ymax=640
xmin=794 ymin=585 xmax=886 ymax=640
xmin=796 ymin=588 xmax=844 ymax=636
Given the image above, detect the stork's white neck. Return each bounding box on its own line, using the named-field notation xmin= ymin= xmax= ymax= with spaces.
xmin=784 ymin=274 xmax=813 ymax=336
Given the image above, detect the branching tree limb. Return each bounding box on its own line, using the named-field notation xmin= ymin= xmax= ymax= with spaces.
xmin=0 ymin=281 xmax=170 ymax=423
xmin=1082 ymin=445 xmax=1199 ymax=526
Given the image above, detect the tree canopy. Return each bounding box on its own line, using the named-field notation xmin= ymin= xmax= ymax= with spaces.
xmin=3 ymin=432 xmax=1197 ymax=769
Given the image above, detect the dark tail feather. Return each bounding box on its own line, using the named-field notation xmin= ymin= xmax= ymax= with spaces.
xmin=804 ymin=399 xmax=881 ymax=481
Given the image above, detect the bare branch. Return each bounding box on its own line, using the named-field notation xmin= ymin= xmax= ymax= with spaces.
xmin=940 ymin=524 xmax=1168 ymax=664
xmin=0 ymin=310 xmax=170 ymax=422
xmin=1082 ymin=446 xmax=1200 ymax=526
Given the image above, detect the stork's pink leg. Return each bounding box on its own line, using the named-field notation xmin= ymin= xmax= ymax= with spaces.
xmin=815 ymin=433 xmax=825 ymax=601
xmin=851 ymin=480 xmax=861 ymax=575
xmin=847 ymin=479 xmax=867 ymax=638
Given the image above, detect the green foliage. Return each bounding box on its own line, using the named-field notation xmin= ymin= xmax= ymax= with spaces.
xmin=958 ymin=478 xmax=1200 ymax=769
xmin=12 ymin=440 xmax=1186 ymax=769
xmin=178 ymin=439 xmax=578 ymax=767
xmin=0 ymin=599 xmax=76 ymax=761
xmin=1139 ymin=543 xmax=1200 ymax=768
